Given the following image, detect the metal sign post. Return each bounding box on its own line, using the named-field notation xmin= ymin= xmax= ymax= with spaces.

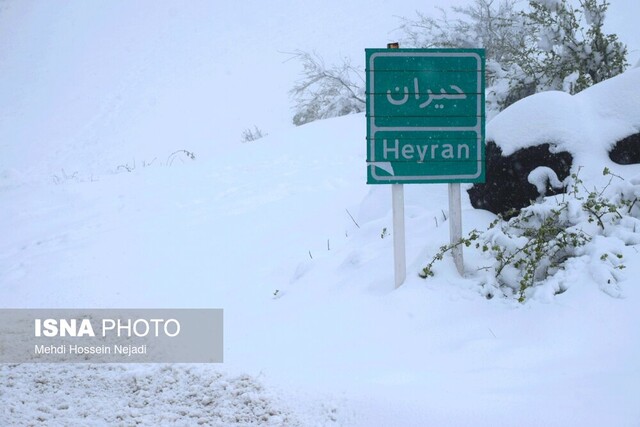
xmin=448 ymin=183 xmax=464 ymax=275
xmin=392 ymin=183 xmax=406 ymax=288
xmin=387 ymin=43 xmax=406 ymax=289
xmin=365 ymin=47 xmax=485 ymax=285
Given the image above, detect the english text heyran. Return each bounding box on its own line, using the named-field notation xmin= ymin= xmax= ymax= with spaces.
xmin=381 ymin=139 xmax=470 ymax=161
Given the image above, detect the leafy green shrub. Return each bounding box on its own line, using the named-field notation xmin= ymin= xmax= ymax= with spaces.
xmin=421 ymin=168 xmax=636 ymax=302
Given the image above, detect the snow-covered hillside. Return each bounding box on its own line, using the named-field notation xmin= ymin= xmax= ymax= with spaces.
xmin=2 ymin=1 xmax=640 ymax=426
xmin=0 ymin=0 xmax=637 ymax=184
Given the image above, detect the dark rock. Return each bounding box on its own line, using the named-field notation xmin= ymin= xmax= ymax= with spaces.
xmin=609 ymin=132 xmax=640 ymax=165
xmin=468 ymin=141 xmax=573 ymax=216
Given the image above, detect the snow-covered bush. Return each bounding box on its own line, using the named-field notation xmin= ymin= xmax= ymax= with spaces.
xmin=241 ymin=125 xmax=268 ymax=143
xmin=422 ymin=168 xmax=640 ymax=302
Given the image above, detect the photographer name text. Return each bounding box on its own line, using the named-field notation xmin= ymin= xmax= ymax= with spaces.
xmin=34 ymin=343 xmax=147 ymax=356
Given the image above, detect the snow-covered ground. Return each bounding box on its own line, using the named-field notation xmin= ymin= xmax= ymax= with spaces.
xmin=1 ymin=1 xmax=640 ymax=426
xmin=2 ymin=109 xmax=640 ymax=425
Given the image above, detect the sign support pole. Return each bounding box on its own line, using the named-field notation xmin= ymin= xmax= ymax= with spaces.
xmin=392 ymin=183 xmax=406 ymax=288
xmin=387 ymin=42 xmax=406 ymax=289
xmin=448 ymin=183 xmax=464 ymax=275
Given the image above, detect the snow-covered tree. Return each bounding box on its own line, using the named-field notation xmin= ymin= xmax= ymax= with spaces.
xmin=401 ymin=0 xmax=627 ymax=113
xmin=288 ymin=50 xmax=365 ymax=126
xmin=399 ymin=0 xmax=527 ymax=74
xmin=524 ymin=0 xmax=627 ymax=94
xmin=399 ymin=0 xmax=534 ymax=113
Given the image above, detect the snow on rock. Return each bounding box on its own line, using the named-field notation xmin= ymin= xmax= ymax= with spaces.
xmin=471 ymin=67 xmax=640 ymax=215
xmin=467 ymin=141 xmax=573 ymax=215
xmin=487 ymin=91 xmax=584 ymax=157
xmin=487 ymin=67 xmax=640 ymax=163
xmin=527 ymin=166 xmax=563 ymax=196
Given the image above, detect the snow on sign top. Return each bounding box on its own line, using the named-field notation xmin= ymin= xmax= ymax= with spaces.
xmin=365 ymin=48 xmax=486 ymax=184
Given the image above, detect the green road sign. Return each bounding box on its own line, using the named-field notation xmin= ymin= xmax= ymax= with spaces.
xmin=366 ymin=49 xmax=485 ymax=184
